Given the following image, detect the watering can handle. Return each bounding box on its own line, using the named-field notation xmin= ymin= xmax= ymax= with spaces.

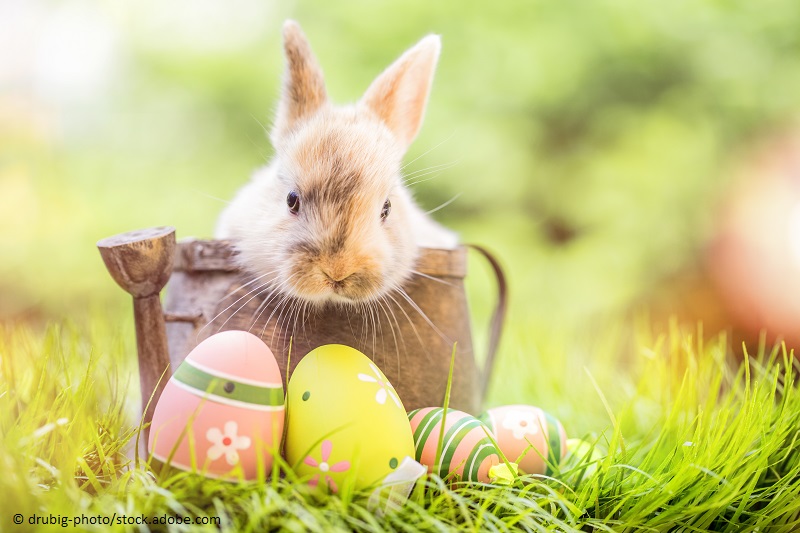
xmin=466 ymin=244 xmax=508 ymax=401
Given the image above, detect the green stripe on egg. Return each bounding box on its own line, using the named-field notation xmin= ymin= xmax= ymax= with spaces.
xmin=464 ymin=441 xmax=497 ymax=482
xmin=173 ymin=361 xmax=284 ymax=409
xmin=412 ymin=408 xmax=448 ymax=461
xmin=439 ymin=417 xmax=481 ymax=477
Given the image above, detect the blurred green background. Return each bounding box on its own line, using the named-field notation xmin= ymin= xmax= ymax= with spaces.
xmin=3 ymin=0 xmax=800 ymax=368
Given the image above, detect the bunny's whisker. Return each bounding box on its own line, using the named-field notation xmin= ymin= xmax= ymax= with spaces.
xmin=247 ymin=286 xmax=280 ymax=330
xmin=206 ymin=270 xmax=279 ymax=326
xmin=262 ymin=286 xmax=297 ymax=342
xmin=425 ymin=193 xmax=462 ymax=215
xmin=369 ymin=301 xmax=380 ymax=362
xmin=289 ymin=298 xmax=304 ymax=336
xmin=191 ymin=188 xmax=233 ymax=206
xmin=270 ymin=294 xmax=295 ymax=353
xmin=403 ymin=161 xmax=460 ymax=181
xmin=220 ymin=270 xmax=279 ymax=302
xmin=385 ymin=291 xmax=426 ymax=350
xmin=394 ymin=286 xmax=452 ymax=345
xmin=400 ymin=132 xmax=455 ymax=171
xmin=359 ymin=301 xmax=371 ymax=351
xmin=402 ymin=159 xmax=459 ymax=179
xmin=251 ymin=279 xmax=292 ymax=337
xmin=381 ymin=295 xmax=405 ymax=378
xmin=291 ymin=298 xmax=305 ymax=343
xmin=411 ymin=270 xmax=454 ymax=287
xmin=381 ymin=294 xmax=406 ymax=355
xmin=249 ymin=275 xmax=297 ymax=334
xmin=246 ymin=113 xmax=275 ymax=161
xmin=198 ymin=278 xmax=275 ymax=339
xmin=371 ymin=302 xmax=379 ymax=358
xmin=301 ymin=299 xmax=312 ymax=341
xmin=279 ymin=299 xmax=296 ymax=352
xmin=374 ymin=298 xmax=396 ymax=369
xmin=405 ymin=170 xmax=451 ymax=188
xmin=373 ymin=300 xmax=387 ymax=366
xmin=245 ymin=273 xmax=295 ymax=322
xmin=343 ymin=301 xmax=358 ymax=341
xmin=364 ymin=301 xmax=375 ymax=354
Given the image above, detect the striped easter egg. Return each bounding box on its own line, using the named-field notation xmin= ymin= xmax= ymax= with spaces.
xmin=407 ymin=407 xmax=500 ymax=483
xmin=148 ymin=331 xmax=285 ymax=480
xmin=479 ymin=405 xmax=567 ymax=476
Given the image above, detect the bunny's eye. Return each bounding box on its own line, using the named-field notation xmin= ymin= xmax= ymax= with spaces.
xmin=287 ymin=191 xmax=300 ymax=215
xmin=381 ymin=199 xmax=391 ymax=221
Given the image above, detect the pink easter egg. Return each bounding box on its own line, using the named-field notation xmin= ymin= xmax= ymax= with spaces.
xmin=148 ymin=331 xmax=284 ymax=480
xmin=407 ymin=407 xmax=500 ymax=483
xmin=479 ymin=405 xmax=567 ymax=475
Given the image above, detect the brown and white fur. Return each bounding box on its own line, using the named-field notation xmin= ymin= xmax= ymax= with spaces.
xmin=216 ymin=21 xmax=457 ymax=308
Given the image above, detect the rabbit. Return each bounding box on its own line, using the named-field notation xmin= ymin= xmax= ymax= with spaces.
xmin=216 ymin=20 xmax=458 ymax=307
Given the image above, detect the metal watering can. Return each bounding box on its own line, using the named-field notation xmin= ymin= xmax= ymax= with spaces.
xmin=98 ymin=226 xmax=506 ymax=438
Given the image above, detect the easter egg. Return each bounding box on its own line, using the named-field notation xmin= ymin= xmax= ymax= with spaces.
xmin=148 ymin=331 xmax=284 ymax=480
xmin=284 ymin=344 xmax=415 ymax=492
xmin=478 ymin=405 xmax=567 ymax=475
xmin=407 ymin=407 xmax=500 ymax=483
xmin=562 ymin=438 xmax=605 ymax=483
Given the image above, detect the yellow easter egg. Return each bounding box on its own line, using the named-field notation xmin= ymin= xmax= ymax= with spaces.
xmin=285 ymin=344 xmax=415 ymax=492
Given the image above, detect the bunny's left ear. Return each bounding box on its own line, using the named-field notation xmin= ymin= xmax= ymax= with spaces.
xmin=360 ymin=35 xmax=441 ymax=150
xmin=272 ymin=20 xmax=328 ymax=144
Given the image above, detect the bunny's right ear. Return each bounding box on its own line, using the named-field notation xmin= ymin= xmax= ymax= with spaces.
xmin=360 ymin=34 xmax=441 ymax=151
xmin=271 ymin=20 xmax=328 ymax=145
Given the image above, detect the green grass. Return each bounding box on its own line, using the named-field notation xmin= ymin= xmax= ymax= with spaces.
xmin=1 ymin=317 xmax=799 ymax=532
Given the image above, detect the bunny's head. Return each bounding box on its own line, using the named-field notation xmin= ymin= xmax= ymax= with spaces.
xmin=217 ymin=21 xmax=448 ymax=306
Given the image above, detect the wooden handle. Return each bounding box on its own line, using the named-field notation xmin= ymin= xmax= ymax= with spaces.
xmin=97 ymin=227 xmax=176 ymax=454
xmin=466 ymin=244 xmax=508 ymax=403
xmin=134 ymin=295 xmax=171 ymax=427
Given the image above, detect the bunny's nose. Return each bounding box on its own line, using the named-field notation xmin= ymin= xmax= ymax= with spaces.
xmin=321 ymin=267 xmax=354 ymax=284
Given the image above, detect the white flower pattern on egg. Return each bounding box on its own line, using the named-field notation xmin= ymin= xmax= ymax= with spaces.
xmin=502 ymin=410 xmax=541 ymax=440
xmin=357 ymin=362 xmax=401 ymax=408
xmin=206 ymin=421 xmax=252 ymax=465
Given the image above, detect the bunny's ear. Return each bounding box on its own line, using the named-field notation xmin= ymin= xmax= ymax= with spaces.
xmin=360 ymin=34 xmax=441 ymax=150
xmin=272 ymin=20 xmax=328 ymax=144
